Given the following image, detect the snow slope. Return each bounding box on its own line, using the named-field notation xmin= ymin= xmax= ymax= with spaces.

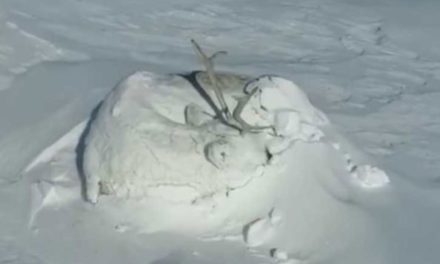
xmin=1 ymin=0 xmax=440 ymax=263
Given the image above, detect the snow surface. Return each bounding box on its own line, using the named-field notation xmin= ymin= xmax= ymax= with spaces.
xmin=1 ymin=0 xmax=440 ymax=263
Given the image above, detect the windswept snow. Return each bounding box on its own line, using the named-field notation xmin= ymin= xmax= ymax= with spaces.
xmin=22 ymin=70 xmax=389 ymax=264
xmin=1 ymin=0 xmax=440 ymax=263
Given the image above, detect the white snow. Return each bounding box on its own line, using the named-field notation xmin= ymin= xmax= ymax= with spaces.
xmin=1 ymin=0 xmax=440 ymax=263
xmin=243 ymin=209 xmax=283 ymax=247
xmin=79 ymin=70 xmax=335 ymax=236
xmin=272 ymin=248 xmax=289 ymax=261
xmin=243 ymin=217 xmax=276 ymax=247
xmin=82 ymin=72 xmax=326 ymax=206
xmin=351 ymin=165 xmax=390 ymax=189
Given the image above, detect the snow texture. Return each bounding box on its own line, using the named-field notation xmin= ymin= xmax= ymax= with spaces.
xmin=1 ymin=0 xmax=440 ymax=263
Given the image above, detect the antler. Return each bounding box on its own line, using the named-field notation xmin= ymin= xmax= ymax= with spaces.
xmin=232 ymin=87 xmax=273 ymax=133
xmin=191 ymin=39 xmax=231 ymax=120
xmin=191 ymin=39 xmax=273 ymax=134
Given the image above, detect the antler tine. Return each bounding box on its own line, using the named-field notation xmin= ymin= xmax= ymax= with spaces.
xmin=191 ymin=39 xmax=231 ymax=119
xmin=232 ymin=87 xmax=273 ymax=134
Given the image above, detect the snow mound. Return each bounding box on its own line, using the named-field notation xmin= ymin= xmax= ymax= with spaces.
xmin=77 ymin=71 xmax=336 ymax=234
xmin=22 ymin=69 xmax=393 ymax=258
xmin=83 ymin=72 xmax=328 ymax=205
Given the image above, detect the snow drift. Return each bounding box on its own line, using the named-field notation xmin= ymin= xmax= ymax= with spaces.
xmin=76 ymin=70 xmax=389 ymax=239
xmin=23 ymin=69 xmax=390 ymax=263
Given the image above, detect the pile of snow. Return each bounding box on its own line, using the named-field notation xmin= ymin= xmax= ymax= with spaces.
xmin=83 ymin=72 xmax=328 ymax=204
xmin=23 ymin=70 xmax=391 ymax=259
xmin=77 ymin=71 xmax=346 ymax=234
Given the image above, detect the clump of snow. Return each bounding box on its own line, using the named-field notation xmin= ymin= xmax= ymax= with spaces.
xmin=271 ymin=248 xmax=289 ymax=261
xmin=270 ymin=248 xmax=304 ymax=264
xmin=351 ymin=165 xmax=390 ymax=189
xmin=337 ymin=145 xmax=390 ymax=189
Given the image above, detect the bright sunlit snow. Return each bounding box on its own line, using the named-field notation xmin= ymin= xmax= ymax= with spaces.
xmin=1 ymin=0 xmax=440 ymax=264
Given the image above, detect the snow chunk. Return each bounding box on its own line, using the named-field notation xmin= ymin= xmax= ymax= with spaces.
xmin=270 ymin=249 xmax=304 ymax=264
xmin=351 ymin=165 xmax=390 ymax=189
xmin=271 ymin=248 xmax=289 ymax=261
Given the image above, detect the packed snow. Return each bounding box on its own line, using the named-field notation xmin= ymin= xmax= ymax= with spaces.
xmin=1 ymin=0 xmax=440 ymax=264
